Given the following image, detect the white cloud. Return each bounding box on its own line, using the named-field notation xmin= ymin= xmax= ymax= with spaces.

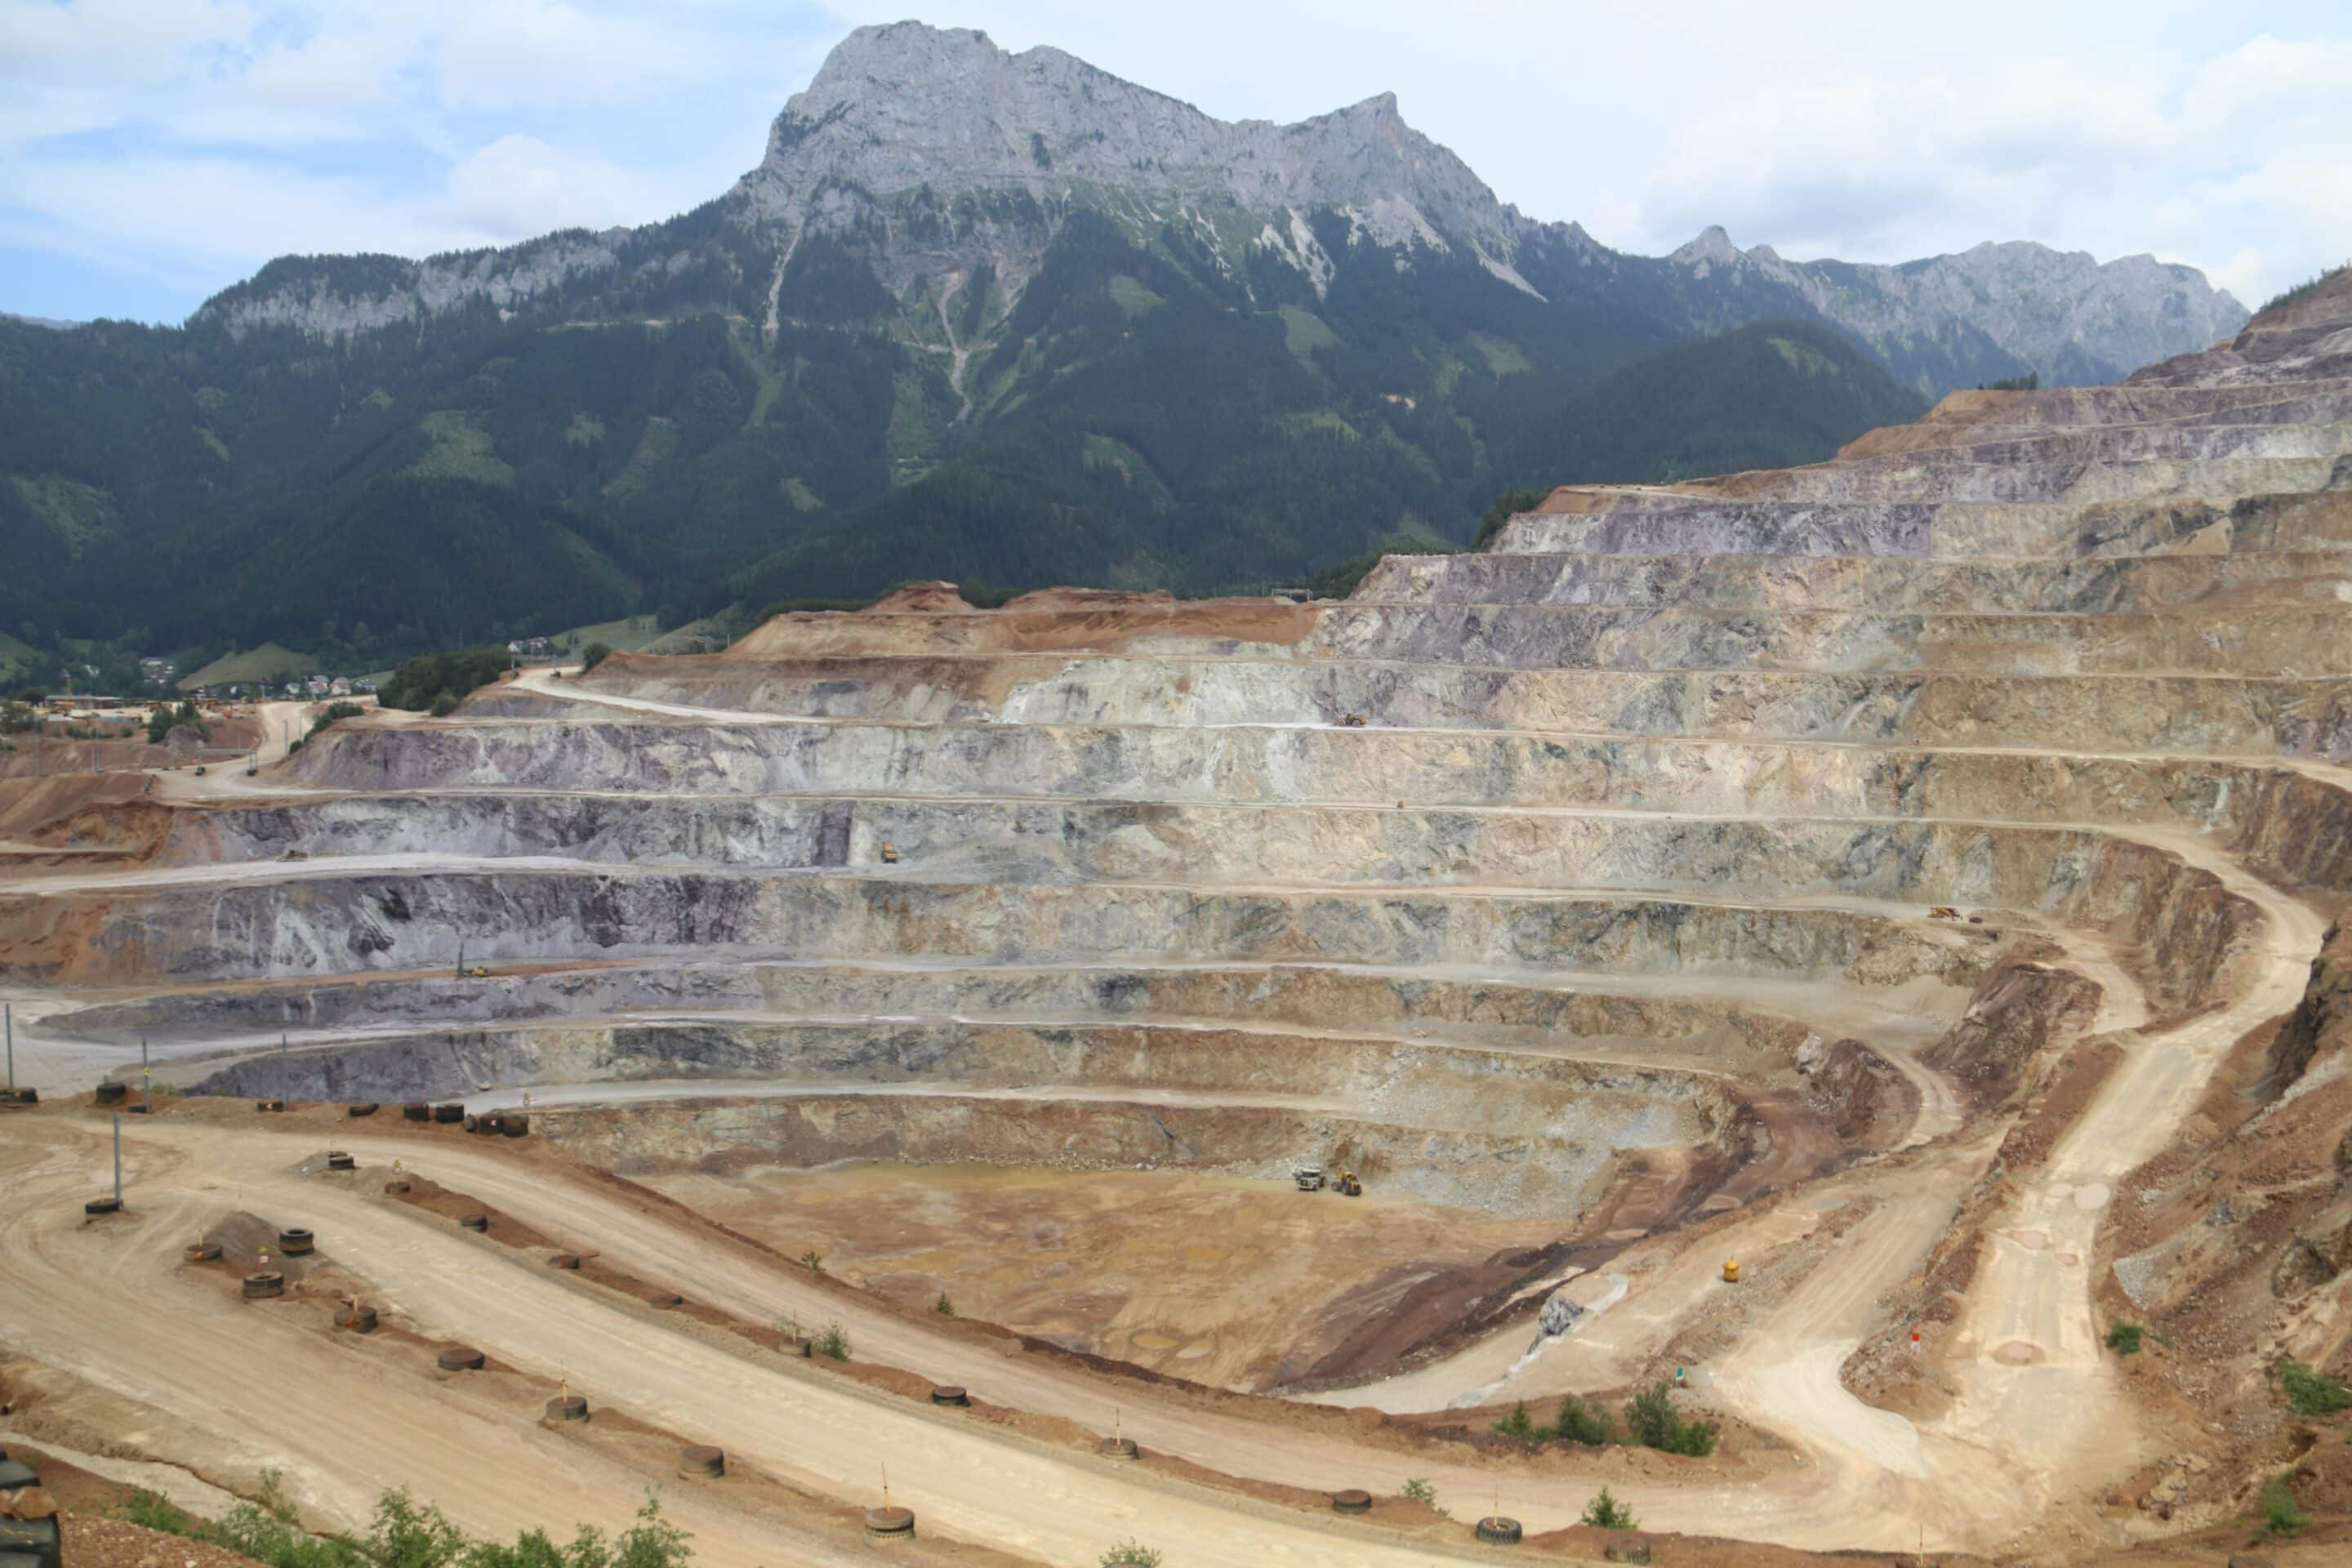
xmin=0 ymin=0 xmax=2344 ymax=322
xmin=440 ymin=132 xmax=684 ymax=239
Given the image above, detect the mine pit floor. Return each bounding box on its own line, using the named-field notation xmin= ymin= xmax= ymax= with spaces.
xmin=641 ymin=1160 xmax=1561 ymax=1392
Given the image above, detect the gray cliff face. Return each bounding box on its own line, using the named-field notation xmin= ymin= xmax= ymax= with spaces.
xmin=1665 ymin=226 xmax=2250 ymax=393
xmin=192 ymin=20 xmax=2246 ymax=388
xmin=733 ymin=22 xmax=1523 ymax=282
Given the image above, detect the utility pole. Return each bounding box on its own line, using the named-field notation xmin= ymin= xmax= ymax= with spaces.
xmin=114 ymin=1113 xmax=123 ymax=1205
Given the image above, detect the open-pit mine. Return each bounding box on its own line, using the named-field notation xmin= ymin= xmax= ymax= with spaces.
xmin=6 ymin=278 xmax=2352 ymax=1566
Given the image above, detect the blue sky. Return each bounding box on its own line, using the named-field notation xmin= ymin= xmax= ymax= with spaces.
xmin=2 ymin=0 xmax=2346 ymax=324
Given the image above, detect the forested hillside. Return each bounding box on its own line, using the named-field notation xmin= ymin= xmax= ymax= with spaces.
xmin=0 ymin=21 xmax=2233 ymax=682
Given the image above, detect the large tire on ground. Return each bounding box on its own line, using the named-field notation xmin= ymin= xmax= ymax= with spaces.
xmin=648 ymin=1292 xmax=684 ymax=1309
xmin=929 ymin=1385 xmax=969 ymax=1406
xmin=82 ymin=1198 xmax=120 ymax=1217
xmin=545 ymin=1395 xmax=589 ymax=1423
xmin=334 ymin=1306 xmax=377 ymax=1334
xmin=435 ymin=1346 xmax=484 ymax=1371
xmin=461 ymin=1113 xmax=483 ymax=1134
xmin=242 ymin=1272 xmax=285 ymax=1299
xmin=348 ymin=1103 xmax=377 ymax=1117
xmin=256 ymin=1099 xmax=286 ymax=1113
xmin=1603 ymin=1539 xmax=1653 ymax=1565
xmin=862 ymin=1507 xmax=915 ymax=1540
xmin=500 ymin=1113 xmax=528 ymax=1138
xmin=1332 ymin=1489 xmax=1372 ymax=1514
xmin=276 ymin=1227 xmax=314 ymax=1255
xmin=93 ymin=1083 xmax=126 ymax=1105
xmin=0 ymin=1459 xmax=39 ymax=1491
xmin=0 ymin=1514 xmax=61 ymax=1568
xmin=402 ymin=1103 xmax=430 ymax=1122
xmin=1475 ymin=1517 xmax=1523 ymax=1545
xmin=432 ymin=1103 xmax=463 ymax=1124
xmin=326 ymin=1151 xmax=354 ymax=1170
xmin=1097 ymin=1437 xmax=1138 ymax=1459
xmin=547 ymin=1253 xmax=580 ymax=1270
xmin=384 ymin=1180 xmax=412 ymax=1196
xmin=458 ymin=1214 xmax=488 ymax=1232
xmin=676 ymin=1446 xmax=724 ymax=1480
xmin=185 ymin=1242 xmax=221 ymax=1262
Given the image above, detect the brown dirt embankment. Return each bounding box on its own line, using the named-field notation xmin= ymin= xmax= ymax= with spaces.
xmin=719 ymin=581 xmax=1317 ymax=662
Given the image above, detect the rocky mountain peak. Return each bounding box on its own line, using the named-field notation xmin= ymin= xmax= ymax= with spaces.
xmin=1670 ymin=225 xmax=1742 ymax=266
xmin=733 ymin=20 xmax=1508 ymax=257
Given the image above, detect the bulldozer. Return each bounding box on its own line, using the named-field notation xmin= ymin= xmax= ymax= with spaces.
xmin=465 ymin=964 xmax=491 ymax=979
xmin=1335 ymin=1170 xmax=1362 ymax=1197
xmin=879 ymin=842 xmax=901 ymax=864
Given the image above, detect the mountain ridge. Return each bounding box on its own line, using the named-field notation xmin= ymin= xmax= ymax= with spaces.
xmin=186 ymin=21 xmax=2243 ymax=395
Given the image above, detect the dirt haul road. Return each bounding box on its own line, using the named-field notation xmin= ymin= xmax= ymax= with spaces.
xmin=2 ymin=1112 xmax=1704 ymax=1564
xmin=1306 ymin=818 xmax=2317 ymax=1549
xmin=0 ymin=1129 xmax=877 ymax=1568
xmin=9 ymin=1108 xmax=1970 ymax=1555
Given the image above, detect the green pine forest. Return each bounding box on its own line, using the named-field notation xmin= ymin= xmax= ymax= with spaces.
xmin=0 ymin=206 xmax=1927 ymax=688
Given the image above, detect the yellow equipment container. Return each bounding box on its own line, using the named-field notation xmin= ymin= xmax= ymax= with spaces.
xmin=1722 ymin=1258 xmax=1741 ymax=1284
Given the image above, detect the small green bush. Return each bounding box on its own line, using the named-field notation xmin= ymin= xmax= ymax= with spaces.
xmin=1553 ymin=1394 xmax=1611 ymax=1446
xmin=2105 ymin=1322 xmax=2145 ymax=1356
xmin=2260 ymin=1475 xmax=2308 ymax=1536
xmin=813 ymin=1321 xmax=851 ymax=1361
xmin=122 ymin=1490 xmax=197 ymax=1534
xmin=933 ymin=1291 xmax=955 ymax=1316
xmin=1624 ymin=1381 xmax=1716 ymax=1456
xmin=1098 ymin=1543 xmax=1161 ymax=1568
xmin=1580 ymin=1486 xmax=1638 ymax=1529
xmin=2282 ymin=1358 xmax=2352 ymax=1416
xmin=1398 ymin=1477 xmax=1447 ymax=1517
xmin=124 ymin=1482 xmax=693 ymax=1568
xmin=1493 ymin=1399 xmax=1539 ymax=1441
xmin=306 ymin=700 xmax=363 ymax=741
xmin=579 ymin=642 xmax=612 ymax=672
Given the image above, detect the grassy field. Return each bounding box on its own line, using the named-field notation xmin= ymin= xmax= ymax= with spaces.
xmin=0 ymin=628 xmax=43 ymax=683
xmin=549 ymin=615 xmax=671 ymax=654
xmin=178 ymin=642 xmax=319 ymax=691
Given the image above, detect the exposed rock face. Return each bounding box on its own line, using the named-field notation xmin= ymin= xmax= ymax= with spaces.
xmin=190 ymin=21 xmax=2243 ymax=390
xmin=1667 ymin=227 xmax=2250 ymax=393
